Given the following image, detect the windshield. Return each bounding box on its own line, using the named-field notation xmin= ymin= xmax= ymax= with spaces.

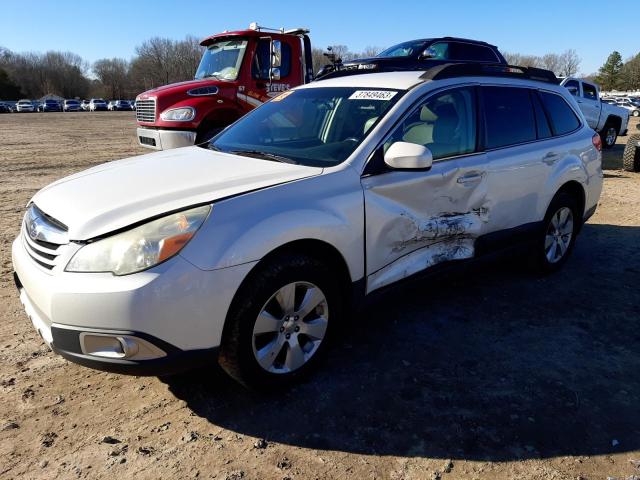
xmin=194 ymin=39 xmax=248 ymax=81
xmin=377 ymin=40 xmax=428 ymax=58
xmin=211 ymin=87 xmax=402 ymax=167
xmin=45 ymin=100 xmax=57 ymax=104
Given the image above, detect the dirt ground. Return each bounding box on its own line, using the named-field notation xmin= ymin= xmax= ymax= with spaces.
xmin=0 ymin=112 xmax=639 ymax=480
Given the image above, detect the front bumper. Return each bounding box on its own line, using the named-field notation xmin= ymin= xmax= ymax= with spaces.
xmin=137 ymin=127 xmax=196 ymax=150
xmin=12 ymin=235 xmax=256 ymax=376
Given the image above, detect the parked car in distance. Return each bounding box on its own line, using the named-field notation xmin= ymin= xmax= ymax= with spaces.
xmin=63 ymin=99 xmax=82 ymax=112
xmin=89 ymin=98 xmax=108 ymax=111
xmin=561 ymin=78 xmax=630 ymax=148
xmin=129 ymin=100 xmax=136 ymax=111
xmin=12 ymin=66 xmax=603 ymax=388
xmin=80 ymin=100 xmax=91 ymax=111
xmin=108 ymin=99 xmax=131 ymax=111
xmin=16 ymin=99 xmax=35 ymax=112
xmin=38 ymin=99 xmax=63 ymax=112
xmin=615 ymin=98 xmax=640 ymax=117
xmin=0 ymin=103 xmax=11 ymax=113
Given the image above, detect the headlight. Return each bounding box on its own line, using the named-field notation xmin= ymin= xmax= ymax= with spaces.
xmin=160 ymin=107 xmax=196 ymax=121
xmin=66 ymin=205 xmax=211 ymax=275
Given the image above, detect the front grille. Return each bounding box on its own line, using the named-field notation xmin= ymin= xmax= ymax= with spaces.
xmin=22 ymin=205 xmax=69 ymax=271
xmin=136 ymin=99 xmax=156 ymax=122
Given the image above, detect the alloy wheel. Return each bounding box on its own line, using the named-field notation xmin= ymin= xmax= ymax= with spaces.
xmin=545 ymin=207 xmax=574 ymax=264
xmin=605 ymin=127 xmax=617 ymax=146
xmin=252 ymin=281 xmax=329 ymax=374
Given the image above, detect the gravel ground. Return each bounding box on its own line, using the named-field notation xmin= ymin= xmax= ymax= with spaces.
xmin=0 ymin=112 xmax=639 ymax=480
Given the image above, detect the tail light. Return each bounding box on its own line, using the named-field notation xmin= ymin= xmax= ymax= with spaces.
xmin=592 ymin=132 xmax=602 ymax=152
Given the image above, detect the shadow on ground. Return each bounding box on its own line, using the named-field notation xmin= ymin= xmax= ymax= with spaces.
xmin=167 ymin=223 xmax=640 ymax=461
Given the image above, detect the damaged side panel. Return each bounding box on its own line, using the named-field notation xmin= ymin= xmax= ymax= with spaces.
xmin=362 ymin=155 xmax=491 ymax=293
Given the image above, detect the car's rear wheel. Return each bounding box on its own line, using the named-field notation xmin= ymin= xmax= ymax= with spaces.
xmin=633 ymin=110 xmax=639 ymax=117
xmin=219 ymin=252 xmax=342 ymax=389
xmin=533 ymin=192 xmax=579 ymax=273
xmin=601 ymin=125 xmax=618 ymax=149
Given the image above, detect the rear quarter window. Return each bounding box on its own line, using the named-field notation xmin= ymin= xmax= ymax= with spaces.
xmin=482 ymin=86 xmax=537 ymax=149
xmin=538 ymin=91 xmax=581 ymax=136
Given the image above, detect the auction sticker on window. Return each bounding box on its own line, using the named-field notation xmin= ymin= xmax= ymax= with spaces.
xmin=349 ymin=90 xmax=397 ymax=101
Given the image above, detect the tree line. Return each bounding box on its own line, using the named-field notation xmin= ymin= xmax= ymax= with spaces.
xmin=1 ymin=38 xmax=639 ymax=101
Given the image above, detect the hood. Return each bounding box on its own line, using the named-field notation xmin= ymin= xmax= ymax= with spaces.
xmin=32 ymin=147 xmax=322 ymax=240
xmin=138 ymin=78 xmax=222 ymax=97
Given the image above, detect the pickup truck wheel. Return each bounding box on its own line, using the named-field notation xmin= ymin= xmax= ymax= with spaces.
xmin=601 ymin=126 xmax=618 ymax=149
xmin=219 ymin=253 xmax=342 ymax=390
xmin=622 ymin=134 xmax=640 ymax=172
xmin=533 ymin=192 xmax=579 ymax=274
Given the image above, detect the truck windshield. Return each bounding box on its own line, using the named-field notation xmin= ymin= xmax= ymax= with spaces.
xmin=211 ymin=87 xmax=402 ymax=167
xmin=195 ymin=39 xmax=248 ymax=81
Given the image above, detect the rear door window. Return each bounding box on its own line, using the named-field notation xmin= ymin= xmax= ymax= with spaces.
xmin=538 ymin=91 xmax=581 ymax=136
xmin=531 ymin=91 xmax=552 ymax=140
xmin=582 ymin=83 xmax=598 ymax=101
xmin=482 ymin=86 xmax=537 ymax=149
xmin=449 ymin=42 xmax=499 ymax=62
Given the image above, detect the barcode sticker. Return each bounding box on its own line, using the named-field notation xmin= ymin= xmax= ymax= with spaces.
xmin=349 ymin=90 xmax=397 ymax=101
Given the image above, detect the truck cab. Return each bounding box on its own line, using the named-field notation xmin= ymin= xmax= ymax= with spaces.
xmin=136 ymin=23 xmax=313 ymax=150
xmin=561 ymin=77 xmax=629 ymax=148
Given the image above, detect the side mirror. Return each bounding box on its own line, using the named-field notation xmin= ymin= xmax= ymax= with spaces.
xmin=271 ymin=40 xmax=282 ymax=68
xmin=384 ymin=142 xmax=433 ymax=170
xmin=270 ymin=67 xmax=281 ymax=81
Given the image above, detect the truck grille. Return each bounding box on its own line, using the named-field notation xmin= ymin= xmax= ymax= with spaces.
xmin=136 ymin=99 xmax=156 ymax=122
xmin=22 ymin=205 xmax=69 ymax=271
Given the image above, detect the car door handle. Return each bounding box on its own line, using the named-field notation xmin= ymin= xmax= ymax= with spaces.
xmin=542 ymin=152 xmax=560 ymax=165
xmin=457 ymin=172 xmax=484 ymax=184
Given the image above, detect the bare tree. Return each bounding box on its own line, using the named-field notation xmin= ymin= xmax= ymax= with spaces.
xmin=93 ymin=58 xmax=129 ymax=99
xmin=361 ymin=46 xmax=382 ymax=58
xmin=558 ymin=49 xmax=581 ymax=77
xmin=540 ymin=53 xmax=562 ymax=74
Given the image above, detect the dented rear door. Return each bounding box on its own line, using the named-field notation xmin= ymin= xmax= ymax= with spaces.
xmin=362 ymin=152 xmax=490 ymax=293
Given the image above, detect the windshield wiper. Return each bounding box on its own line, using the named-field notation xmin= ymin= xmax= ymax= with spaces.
xmin=229 ymin=149 xmax=297 ymax=164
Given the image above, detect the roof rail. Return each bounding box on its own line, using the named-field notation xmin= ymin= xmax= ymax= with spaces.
xmin=420 ymin=63 xmax=559 ymax=84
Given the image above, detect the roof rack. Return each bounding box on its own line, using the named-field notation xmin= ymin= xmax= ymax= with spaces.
xmin=420 ymin=63 xmax=559 ymax=84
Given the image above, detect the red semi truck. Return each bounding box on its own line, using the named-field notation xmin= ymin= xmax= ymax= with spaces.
xmin=135 ymin=23 xmax=313 ymax=150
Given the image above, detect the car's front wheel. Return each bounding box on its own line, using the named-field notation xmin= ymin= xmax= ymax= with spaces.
xmin=219 ymin=252 xmax=342 ymax=389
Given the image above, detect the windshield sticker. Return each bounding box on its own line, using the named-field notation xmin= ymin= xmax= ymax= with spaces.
xmin=349 ymin=90 xmax=397 ymax=101
xmin=271 ymin=90 xmax=295 ymax=102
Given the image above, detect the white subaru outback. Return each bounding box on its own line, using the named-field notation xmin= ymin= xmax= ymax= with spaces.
xmin=12 ymin=66 xmax=603 ymax=388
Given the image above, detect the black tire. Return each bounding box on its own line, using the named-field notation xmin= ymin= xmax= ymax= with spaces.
xmin=600 ymin=123 xmax=618 ymax=149
xmin=622 ymin=134 xmax=640 ymax=172
xmin=219 ymin=252 xmax=343 ymax=390
xmin=532 ymin=192 xmax=580 ymax=274
xmin=195 ymin=127 xmax=223 ymax=146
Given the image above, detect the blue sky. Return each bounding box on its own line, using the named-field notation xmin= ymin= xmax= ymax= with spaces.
xmin=1 ymin=0 xmax=637 ymax=75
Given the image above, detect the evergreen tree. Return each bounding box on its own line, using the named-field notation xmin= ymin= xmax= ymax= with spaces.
xmin=597 ymin=51 xmax=624 ymax=91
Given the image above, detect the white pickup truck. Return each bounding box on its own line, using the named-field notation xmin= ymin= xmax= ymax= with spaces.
xmin=561 ymin=77 xmax=629 ymax=148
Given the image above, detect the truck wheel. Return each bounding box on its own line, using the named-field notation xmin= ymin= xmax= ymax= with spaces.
xmin=633 ymin=110 xmax=640 ymax=117
xmin=601 ymin=125 xmax=618 ymax=149
xmin=219 ymin=252 xmax=343 ymax=390
xmin=622 ymin=134 xmax=640 ymax=172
